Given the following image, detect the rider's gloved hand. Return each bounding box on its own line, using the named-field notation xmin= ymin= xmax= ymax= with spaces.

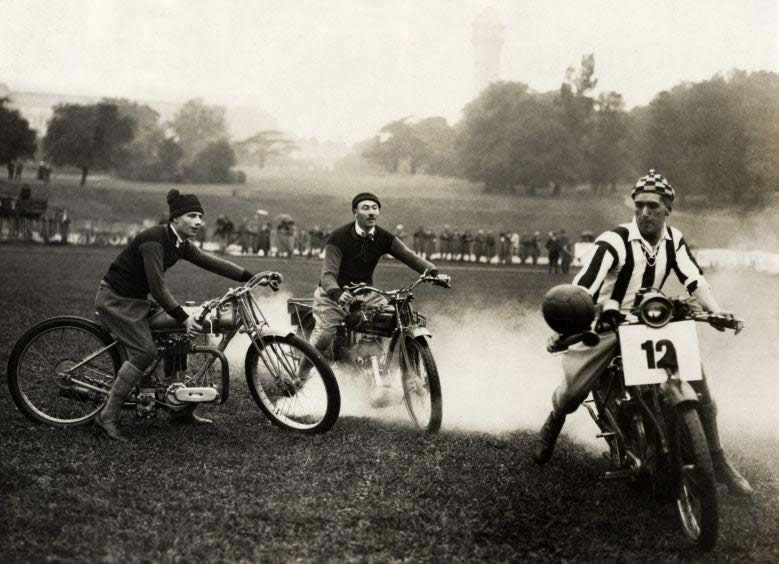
xmin=546 ymin=333 xmax=566 ymax=353
xmin=433 ymin=273 xmax=451 ymax=288
xmin=712 ymin=311 xmax=743 ymax=334
xmin=183 ymin=315 xmax=203 ymax=337
xmin=595 ymin=307 xmax=625 ymax=333
xmin=337 ymin=289 xmax=355 ymax=308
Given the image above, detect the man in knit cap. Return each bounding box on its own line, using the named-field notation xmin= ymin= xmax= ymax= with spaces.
xmin=304 ymin=192 xmax=450 ymax=405
xmin=94 ymin=189 xmax=257 ymax=441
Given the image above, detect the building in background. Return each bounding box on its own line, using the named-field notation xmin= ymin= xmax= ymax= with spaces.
xmin=471 ymin=5 xmax=505 ymax=96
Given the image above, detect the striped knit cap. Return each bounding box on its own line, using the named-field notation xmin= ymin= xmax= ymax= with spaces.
xmin=631 ymin=169 xmax=675 ymax=202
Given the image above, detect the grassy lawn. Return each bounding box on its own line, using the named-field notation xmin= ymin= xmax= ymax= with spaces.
xmin=1 ymin=245 xmax=777 ymax=562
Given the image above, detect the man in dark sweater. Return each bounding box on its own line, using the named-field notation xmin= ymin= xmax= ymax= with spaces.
xmin=306 ymin=192 xmax=449 ymax=402
xmin=94 ymin=189 xmax=255 ymax=441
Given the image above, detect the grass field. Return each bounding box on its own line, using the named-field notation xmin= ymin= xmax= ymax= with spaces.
xmin=1 ymin=244 xmax=777 ymax=562
xmin=5 ymin=170 xmax=778 ymax=252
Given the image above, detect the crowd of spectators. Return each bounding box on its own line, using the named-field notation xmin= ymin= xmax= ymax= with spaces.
xmin=209 ymin=216 xmax=595 ymax=270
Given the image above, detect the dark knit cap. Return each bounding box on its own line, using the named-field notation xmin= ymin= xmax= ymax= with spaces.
xmin=352 ymin=192 xmax=381 ymax=211
xmin=167 ymin=189 xmax=204 ymax=219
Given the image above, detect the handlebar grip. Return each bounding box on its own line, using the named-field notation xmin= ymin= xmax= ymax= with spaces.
xmin=559 ymin=330 xmax=600 ymax=349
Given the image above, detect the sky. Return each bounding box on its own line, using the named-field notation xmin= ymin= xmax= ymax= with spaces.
xmin=2 ymin=0 xmax=777 ymax=144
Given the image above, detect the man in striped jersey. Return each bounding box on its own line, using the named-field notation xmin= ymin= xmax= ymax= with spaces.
xmin=532 ymin=170 xmax=752 ymax=496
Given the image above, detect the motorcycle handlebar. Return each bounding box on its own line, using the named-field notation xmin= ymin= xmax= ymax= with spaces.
xmin=196 ymin=271 xmax=283 ymax=324
xmin=346 ymin=273 xmax=450 ymax=297
xmin=549 ymin=330 xmax=601 ymax=353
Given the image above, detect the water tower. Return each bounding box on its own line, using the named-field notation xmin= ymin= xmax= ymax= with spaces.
xmin=472 ymin=5 xmax=505 ymax=95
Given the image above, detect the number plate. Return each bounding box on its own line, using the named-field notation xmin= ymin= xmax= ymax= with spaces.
xmin=619 ymin=320 xmax=702 ymax=385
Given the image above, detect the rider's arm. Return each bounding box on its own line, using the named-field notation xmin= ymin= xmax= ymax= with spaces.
xmin=320 ymin=244 xmax=344 ymax=301
xmin=139 ymin=241 xmax=189 ymax=323
xmin=572 ymin=238 xmax=618 ymax=297
xmin=182 ymin=243 xmax=253 ymax=282
xmin=691 ymin=283 xmax=722 ymax=314
xmin=388 ymin=237 xmax=436 ymax=275
xmin=671 ymin=234 xmax=709 ymax=300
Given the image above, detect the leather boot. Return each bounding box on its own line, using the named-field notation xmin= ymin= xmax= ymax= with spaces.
xmin=170 ymin=405 xmax=213 ymax=425
xmin=94 ymin=362 xmax=143 ymax=442
xmin=533 ymin=410 xmax=566 ymax=465
xmin=698 ymin=402 xmax=754 ymax=496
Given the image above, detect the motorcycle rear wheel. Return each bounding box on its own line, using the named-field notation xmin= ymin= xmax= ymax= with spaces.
xmin=674 ymin=405 xmax=719 ymax=551
xmin=245 ymin=334 xmax=340 ymax=433
xmin=391 ymin=336 xmax=442 ymax=433
xmin=7 ymin=317 xmax=121 ymax=427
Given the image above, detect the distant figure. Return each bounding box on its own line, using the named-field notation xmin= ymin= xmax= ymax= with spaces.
xmin=545 ymin=231 xmax=561 ymax=274
xmin=258 ymin=222 xmax=271 ymax=257
xmin=530 ymin=231 xmax=541 ymax=265
xmin=238 ymin=217 xmax=251 ymax=255
xmin=14 ymin=161 xmax=23 ymax=182
xmin=413 ymin=226 xmax=426 ymax=257
xmin=559 ymin=229 xmax=572 ymax=274
xmin=439 ymin=225 xmax=452 ymax=261
xmin=460 ymin=230 xmax=473 ymax=262
xmin=473 ymin=229 xmax=485 ymax=263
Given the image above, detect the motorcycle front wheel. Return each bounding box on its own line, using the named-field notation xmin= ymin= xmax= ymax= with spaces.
xmin=674 ymin=405 xmax=719 ymax=551
xmin=391 ymin=336 xmax=442 ymax=433
xmin=7 ymin=316 xmax=121 ymax=427
xmin=244 ymin=334 xmax=340 ymax=433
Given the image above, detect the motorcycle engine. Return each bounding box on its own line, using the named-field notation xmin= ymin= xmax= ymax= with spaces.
xmin=165 ymin=383 xmax=220 ymax=404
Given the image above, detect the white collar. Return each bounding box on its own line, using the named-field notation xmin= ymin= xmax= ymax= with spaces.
xmin=628 ymin=218 xmax=667 ymax=249
xmin=169 ymin=224 xmax=184 ymax=247
xmin=354 ymin=221 xmax=375 ymax=238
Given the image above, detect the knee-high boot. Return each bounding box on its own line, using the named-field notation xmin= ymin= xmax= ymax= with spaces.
xmin=94 ymin=361 xmax=143 ymax=442
xmin=698 ymin=401 xmax=753 ymax=496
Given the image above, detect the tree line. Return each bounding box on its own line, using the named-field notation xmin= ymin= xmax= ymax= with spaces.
xmin=359 ymin=57 xmax=778 ymax=207
xmin=0 ymin=97 xmax=297 ymax=186
xmin=1 ymin=55 xmax=776 ymax=206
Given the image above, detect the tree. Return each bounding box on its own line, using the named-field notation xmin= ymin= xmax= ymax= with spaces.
xmin=235 ymin=130 xmax=298 ymax=168
xmin=637 ymin=71 xmax=779 ymax=207
xmin=0 ymin=97 xmax=37 ymax=168
xmin=105 ymin=98 xmax=165 ymax=180
xmin=362 ymin=117 xmax=428 ymax=174
xmin=158 ymin=137 xmax=184 ymax=182
xmin=43 ymin=102 xmax=135 ymax=186
xmin=588 ymin=92 xmax=632 ymax=194
xmin=455 ymin=82 xmax=580 ymax=194
xmin=409 ymin=117 xmax=457 ymax=176
xmin=170 ymin=98 xmax=229 ymax=165
xmin=184 ymin=138 xmax=235 ymax=183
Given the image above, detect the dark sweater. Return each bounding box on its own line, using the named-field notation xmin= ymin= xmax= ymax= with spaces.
xmin=103 ymin=225 xmax=251 ymax=323
xmin=319 ymin=222 xmax=435 ymax=300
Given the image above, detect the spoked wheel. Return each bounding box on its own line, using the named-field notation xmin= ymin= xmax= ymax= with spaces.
xmin=7 ymin=317 xmax=121 ymax=427
xmin=245 ymin=334 xmax=340 ymax=433
xmin=390 ymin=336 xmax=442 ymax=433
xmin=674 ymin=405 xmax=719 ymax=551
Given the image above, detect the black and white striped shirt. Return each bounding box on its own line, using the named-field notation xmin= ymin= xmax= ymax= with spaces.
xmin=574 ymin=220 xmax=705 ymax=313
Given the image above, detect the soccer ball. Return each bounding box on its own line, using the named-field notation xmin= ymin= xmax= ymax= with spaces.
xmin=542 ymin=284 xmax=595 ymax=335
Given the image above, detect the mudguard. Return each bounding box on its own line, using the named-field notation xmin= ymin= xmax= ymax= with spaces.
xmin=659 ymin=379 xmax=699 ymax=408
xmin=256 ymin=326 xmax=297 ymax=340
xmin=404 ymin=326 xmax=432 ymax=340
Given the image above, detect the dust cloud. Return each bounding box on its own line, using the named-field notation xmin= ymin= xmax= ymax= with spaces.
xmin=219 ymin=278 xmax=777 ymax=457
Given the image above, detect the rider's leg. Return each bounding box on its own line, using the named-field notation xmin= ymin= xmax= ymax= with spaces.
xmin=693 ymin=377 xmax=753 ymax=496
xmin=295 ymin=288 xmax=345 ymax=379
xmin=534 ymin=333 xmax=618 ymax=464
xmin=94 ymin=283 xmax=157 ymax=440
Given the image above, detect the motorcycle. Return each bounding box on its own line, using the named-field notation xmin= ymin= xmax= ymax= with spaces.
xmin=287 ymin=273 xmax=449 ymax=433
xmin=551 ymin=288 xmax=743 ymax=550
xmin=7 ymin=271 xmax=341 ymax=434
